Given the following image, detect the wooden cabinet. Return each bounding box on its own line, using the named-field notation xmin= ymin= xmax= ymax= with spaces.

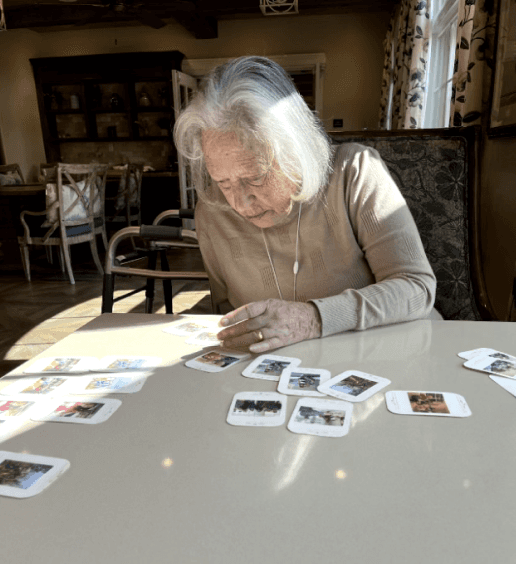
xmin=31 ymin=51 xmax=184 ymax=167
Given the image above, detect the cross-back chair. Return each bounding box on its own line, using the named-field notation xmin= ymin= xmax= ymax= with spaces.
xmin=105 ymin=163 xmax=144 ymax=229
xmin=18 ymin=163 xmax=109 ymax=284
xmin=331 ymin=125 xmax=496 ymax=321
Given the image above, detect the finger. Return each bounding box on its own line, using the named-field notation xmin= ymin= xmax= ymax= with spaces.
xmin=222 ymin=329 xmax=263 ymax=350
xmin=219 ymin=301 xmax=268 ymax=328
xmin=249 ymin=335 xmax=284 ymax=354
xmin=217 ymin=314 xmax=267 ymax=341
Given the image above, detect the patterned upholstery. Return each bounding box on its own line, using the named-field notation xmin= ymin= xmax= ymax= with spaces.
xmin=332 ymin=131 xmax=483 ymax=321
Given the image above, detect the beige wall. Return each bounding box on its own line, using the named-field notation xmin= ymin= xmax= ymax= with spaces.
xmin=0 ymin=13 xmax=390 ymax=181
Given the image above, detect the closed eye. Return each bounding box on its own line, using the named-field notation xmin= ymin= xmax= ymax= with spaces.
xmin=247 ymin=174 xmax=267 ymax=187
xmin=216 ymin=181 xmax=231 ymax=191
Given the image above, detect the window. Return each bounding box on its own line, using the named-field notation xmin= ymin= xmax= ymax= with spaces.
xmin=424 ymin=0 xmax=459 ymax=127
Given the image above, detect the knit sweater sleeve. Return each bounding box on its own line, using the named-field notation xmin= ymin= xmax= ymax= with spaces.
xmin=309 ymin=145 xmax=437 ymax=337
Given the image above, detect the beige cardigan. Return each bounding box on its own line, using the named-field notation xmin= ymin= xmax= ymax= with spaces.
xmin=195 ymin=143 xmax=437 ymax=337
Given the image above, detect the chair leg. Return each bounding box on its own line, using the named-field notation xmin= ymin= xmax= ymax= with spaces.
xmin=61 ymin=242 xmax=75 ymax=285
xmin=145 ymin=251 xmax=158 ymax=314
xmin=56 ymin=247 xmax=65 ymax=272
xmin=102 ymin=273 xmax=115 ymax=313
xmin=45 ymin=245 xmax=53 ymax=265
xmin=101 ymin=227 xmax=109 ymax=253
xmin=160 ymin=250 xmax=173 ymax=314
xmin=89 ymin=236 xmax=104 ymax=276
xmin=19 ymin=244 xmax=31 ymax=282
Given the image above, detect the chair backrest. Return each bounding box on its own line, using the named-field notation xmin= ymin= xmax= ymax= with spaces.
xmin=331 ymin=126 xmax=494 ymax=321
xmin=114 ymin=163 xmax=143 ymax=225
xmin=42 ymin=164 xmax=108 ymax=231
xmin=39 ymin=162 xmax=58 ymax=183
xmin=0 ymin=163 xmax=24 ymax=185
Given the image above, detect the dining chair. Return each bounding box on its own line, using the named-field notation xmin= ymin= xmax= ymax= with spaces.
xmin=105 ymin=163 xmax=144 ymax=230
xmin=0 ymin=164 xmax=24 ymax=185
xmin=18 ymin=163 xmax=109 ymax=284
xmin=331 ymin=125 xmax=496 ymax=321
xmin=101 ymin=208 xmax=212 ymax=314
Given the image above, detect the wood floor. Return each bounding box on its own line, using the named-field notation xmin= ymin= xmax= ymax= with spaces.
xmin=0 ymin=243 xmax=211 ymax=378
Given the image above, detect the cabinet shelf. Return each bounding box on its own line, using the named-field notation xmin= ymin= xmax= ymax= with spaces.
xmin=31 ymin=50 xmax=184 ymax=167
xmin=136 ymin=107 xmax=172 ymax=113
xmin=47 ymin=109 xmax=84 ymax=115
xmin=91 ymin=109 xmax=130 ymax=114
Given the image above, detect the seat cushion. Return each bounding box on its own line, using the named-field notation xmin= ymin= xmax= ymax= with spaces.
xmin=65 ymin=216 xmax=104 ymax=237
xmin=19 ymin=215 xmax=104 ymax=239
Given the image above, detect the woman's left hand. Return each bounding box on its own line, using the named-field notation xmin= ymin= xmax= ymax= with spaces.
xmin=216 ymin=299 xmax=322 ymax=353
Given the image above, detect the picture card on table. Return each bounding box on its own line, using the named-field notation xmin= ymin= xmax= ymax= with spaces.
xmin=277 ymin=367 xmax=332 ymax=397
xmin=385 ymin=391 xmax=471 ymax=417
xmin=31 ymin=396 xmax=121 ymax=424
xmin=92 ymin=355 xmax=162 ymax=373
xmin=227 ymin=391 xmax=286 ymax=427
xmin=489 ymin=375 xmax=516 ymax=398
xmin=463 ymin=356 xmax=516 ymax=379
xmin=163 ymin=316 xmax=222 ymax=337
xmin=0 ymin=451 xmax=70 ymax=498
xmin=241 ymin=354 xmax=301 ymax=382
xmin=185 ymin=348 xmax=250 ymax=373
xmin=185 ymin=331 xmax=221 ymax=347
xmin=0 ymin=376 xmax=76 ymax=398
xmin=0 ymin=397 xmax=40 ymax=421
xmin=24 ymin=356 xmax=99 ymax=374
xmin=458 ymin=348 xmax=516 ymax=362
xmin=318 ymin=370 xmax=391 ymax=403
xmin=288 ymin=398 xmax=353 ymax=438
xmin=69 ymin=374 xmax=146 ymax=395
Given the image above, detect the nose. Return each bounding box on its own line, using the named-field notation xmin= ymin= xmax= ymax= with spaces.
xmin=230 ymin=180 xmax=256 ymax=213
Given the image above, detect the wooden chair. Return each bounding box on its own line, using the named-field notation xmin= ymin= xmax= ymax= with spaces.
xmin=0 ymin=164 xmax=24 ymax=185
xmin=331 ymin=125 xmax=496 ymax=321
xmin=105 ymin=163 xmax=144 ymax=251
xmin=18 ymin=163 xmax=109 ymax=284
xmin=105 ymin=163 xmax=144 ymax=229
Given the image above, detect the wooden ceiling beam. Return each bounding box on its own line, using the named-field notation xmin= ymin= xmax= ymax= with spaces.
xmin=171 ymin=10 xmax=218 ymax=39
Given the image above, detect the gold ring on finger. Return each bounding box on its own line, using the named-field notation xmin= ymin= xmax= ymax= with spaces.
xmin=255 ymin=330 xmax=264 ymax=342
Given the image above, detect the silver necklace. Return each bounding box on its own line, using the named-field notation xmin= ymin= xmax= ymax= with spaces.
xmin=261 ymin=203 xmax=302 ymax=302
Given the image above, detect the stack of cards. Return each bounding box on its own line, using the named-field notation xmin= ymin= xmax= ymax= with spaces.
xmin=459 ymin=347 xmax=516 ymax=399
xmin=163 ymin=316 xmax=223 ymax=347
xmin=167 ymin=316 xmax=256 ymax=374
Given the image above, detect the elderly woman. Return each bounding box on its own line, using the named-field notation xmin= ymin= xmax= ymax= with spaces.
xmin=174 ymin=56 xmax=438 ymax=354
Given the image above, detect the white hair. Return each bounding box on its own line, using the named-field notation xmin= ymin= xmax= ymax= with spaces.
xmin=173 ymin=56 xmax=333 ymax=207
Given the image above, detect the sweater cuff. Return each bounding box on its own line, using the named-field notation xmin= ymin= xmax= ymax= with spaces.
xmin=309 ymin=295 xmax=358 ymax=338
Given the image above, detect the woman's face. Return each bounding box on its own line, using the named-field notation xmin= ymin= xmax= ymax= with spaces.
xmin=202 ymin=131 xmax=297 ymax=228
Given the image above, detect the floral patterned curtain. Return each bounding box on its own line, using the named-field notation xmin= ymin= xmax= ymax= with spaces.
xmin=379 ymin=0 xmax=432 ymax=129
xmin=449 ymin=0 xmax=498 ymax=127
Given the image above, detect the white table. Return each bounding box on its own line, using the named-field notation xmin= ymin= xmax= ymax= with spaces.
xmin=1 ymin=314 xmax=516 ymax=564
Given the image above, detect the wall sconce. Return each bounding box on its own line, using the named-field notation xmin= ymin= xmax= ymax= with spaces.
xmin=0 ymin=0 xmax=6 ymax=31
xmin=260 ymin=0 xmax=299 ymax=16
